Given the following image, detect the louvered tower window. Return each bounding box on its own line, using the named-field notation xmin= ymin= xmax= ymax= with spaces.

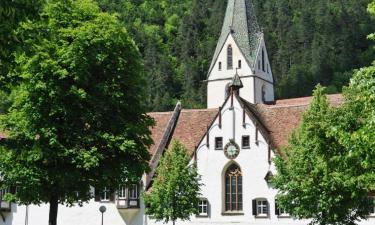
xmin=225 ymin=164 xmax=242 ymax=211
xmin=227 ymin=45 xmax=233 ymax=70
xmin=262 ymin=48 xmax=265 ymax=72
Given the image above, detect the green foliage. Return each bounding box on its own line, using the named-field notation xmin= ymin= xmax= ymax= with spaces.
xmin=144 ymin=140 xmax=200 ymax=224
xmin=94 ymin=0 xmax=375 ymax=110
xmin=0 ymin=0 xmax=43 ymax=88
xmin=0 ymin=0 xmax=152 ymax=217
xmin=273 ymin=84 xmax=374 ymax=225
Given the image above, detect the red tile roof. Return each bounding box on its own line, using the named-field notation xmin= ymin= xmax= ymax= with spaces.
xmin=148 ymin=108 xmax=219 ymax=156
xmin=170 ymin=109 xmax=219 ymax=155
xmin=255 ymin=94 xmax=344 ymax=149
xmin=147 ymin=94 xmax=344 ymax=159
xmin=147 ymin=112 xmax=173 ymax=156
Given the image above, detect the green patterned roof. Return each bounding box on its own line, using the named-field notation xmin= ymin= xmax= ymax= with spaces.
xmin=208 ymin=0 xmax=262 ymax=77
xmin=230 ymin=72 xmax=244 ymax=90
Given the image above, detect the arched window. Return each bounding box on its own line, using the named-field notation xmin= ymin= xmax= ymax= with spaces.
xmin=262 ymin=48 xmax=265 ymax=72
xmin=225 ymin=164 xmax=242 ymax=211
xmin=227 ymin=45 xmax=233 ymax=70
xmin=262 ymin=85 xmax=266 ymax=103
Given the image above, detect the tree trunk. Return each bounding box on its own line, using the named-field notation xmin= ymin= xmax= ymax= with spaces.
xmin=48 ymin=194 xmax=59 ymax=225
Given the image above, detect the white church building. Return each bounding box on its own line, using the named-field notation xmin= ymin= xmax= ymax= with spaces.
xmin=1 ymin=0 xmax=374 ymax=225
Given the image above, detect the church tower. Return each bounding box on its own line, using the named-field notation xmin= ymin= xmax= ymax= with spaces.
xmin=207 ymin=0 xmax=274 ymax=108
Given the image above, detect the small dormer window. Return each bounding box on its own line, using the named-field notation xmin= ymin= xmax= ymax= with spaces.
xmin=227 ymin=45 xmax=233 ymax=70
xmin=238 ymin=60 xmax=242 ymax=69
xmin=219 ymin=62 xmax=222 ymax=71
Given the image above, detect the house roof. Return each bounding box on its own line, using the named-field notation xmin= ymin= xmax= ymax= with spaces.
xmin=208 ymin=0 xmax=262 ymax=76
xmin=147 ymin=94 xmax=344 ymax=160
xmin=255 ymin=94 xmax=344 ymax=149
xmin=148 ymin=108 xmax=219 ymax=156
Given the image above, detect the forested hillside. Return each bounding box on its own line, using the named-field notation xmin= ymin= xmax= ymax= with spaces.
xmin=97 ymin=0 xmax=375 ymax=111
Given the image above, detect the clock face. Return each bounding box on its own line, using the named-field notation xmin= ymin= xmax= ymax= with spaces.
xmin=224 ymin=141 xmax=240 ymax=159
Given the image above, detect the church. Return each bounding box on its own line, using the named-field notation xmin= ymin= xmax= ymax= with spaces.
xmin=0 ymin=0 xmax=374 ymax=225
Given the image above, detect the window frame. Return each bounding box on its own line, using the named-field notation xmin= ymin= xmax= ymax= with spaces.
xmin=197 ymin=198 xmax=209 ymax=217
xmin=257 ymin=199 xmax=268 ymax=217
xmin=224 ymin=164 xmax=243 ymax=212
xmin=253 ymin=198 xmax=269 ymax=218
xmin=370 ymin=197 xmax=375 ymax=217
xmin=128 ymin=184 xmax=138 ymax=199
xmin=241 ymin=135 xmax=250 ymax=149
xmin=227 ymin=45 xmax=233 ymax=70
xmin=118 ymin=185 xmax=127 ymax=199
xmin=215 ymin=137 xmax=223 ymax=150
xmin=100 ymin=187 xmax=110 ymax=202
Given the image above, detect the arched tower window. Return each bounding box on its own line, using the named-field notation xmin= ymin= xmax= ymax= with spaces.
xmin=225 ymin=164 xmax=242 ymax=211
xmin=227 ymin=45 xmax=233 ymax=70
xmin=262 ymin=48 xmax=265 ymax=72
xmin=262 ymin=85 xmax=266 ymax=103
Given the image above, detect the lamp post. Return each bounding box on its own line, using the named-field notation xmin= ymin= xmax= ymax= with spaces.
xmin=99 ymin=206 xmax=106 ymax=225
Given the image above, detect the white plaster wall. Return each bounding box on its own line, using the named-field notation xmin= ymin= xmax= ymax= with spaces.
xmin=254 ymin=78 xmax=275 ymax=103
xmin=0 ymin=200 xmax=128 ymax=225
xmin=207 ymin=34 xmax=255 ymax=108
xmin=146 ymin=95 xmax=374 ymax=225
xmin=254 ymin=37 xmax=273 ymax=83
xmin=207 ymin=35 xmax=276 ymax=108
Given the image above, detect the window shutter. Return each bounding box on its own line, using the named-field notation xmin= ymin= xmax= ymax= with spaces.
xmin=266 ymin=200 xmax=270 ymax=216
xmin=275 ymin=201 xmax=279 ymax=215
xmin=252 ymin=199 xmax=257 ymax=215
xmin=94 ymin=188 xmax=100 ymax=202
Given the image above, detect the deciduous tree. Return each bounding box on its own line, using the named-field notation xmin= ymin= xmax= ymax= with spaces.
xmin=0 ymin=1 xmax=153 ymax=225
xmin=144 ymin=140 xmax=200 ymax=225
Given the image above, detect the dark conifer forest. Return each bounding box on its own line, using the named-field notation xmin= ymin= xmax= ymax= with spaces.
xmin=97 ymin=0 xmax=375 ymax=111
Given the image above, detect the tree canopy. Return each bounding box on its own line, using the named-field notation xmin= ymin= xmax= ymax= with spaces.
xmin=95 ymin=0 xmax=375 ymax=111
xmin=272 ymin=3 xmax=375 ymax=221
xmin=144 ymin=140 xmax=201 ymax=225
xmin=0 ymin=0 xmax=153 ymax=224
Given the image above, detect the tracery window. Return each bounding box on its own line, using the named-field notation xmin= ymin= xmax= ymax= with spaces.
xmin=227 ymin=45 xmax=233 ymax=70
xmin=225 ymin=164 xmax=242 ymax=211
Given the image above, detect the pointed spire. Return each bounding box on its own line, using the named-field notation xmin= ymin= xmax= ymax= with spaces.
xmin=230 ymin=69 xmax=243 ymax=90
xmin=208 ymin=0 xmax=262 ymax=77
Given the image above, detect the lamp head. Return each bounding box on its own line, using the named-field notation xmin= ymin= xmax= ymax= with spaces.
xmin=99 ymin=205 xmax=107 ymax=213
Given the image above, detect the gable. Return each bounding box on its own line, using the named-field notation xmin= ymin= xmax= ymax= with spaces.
xmin=207 ymin=0 xmax=262 ymax=77
xmin=208 ymin=34 xmax=253 ymax=81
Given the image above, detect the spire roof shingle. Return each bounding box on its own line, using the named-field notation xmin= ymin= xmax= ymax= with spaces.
xmin=208 ymin=0 xmax=262 ymax=77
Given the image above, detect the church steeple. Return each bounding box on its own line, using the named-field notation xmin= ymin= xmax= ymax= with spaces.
xmin=208 ymin=0 xmax=262 ymax=75
xmin=206 ymin=0 xmax=275 ymax=108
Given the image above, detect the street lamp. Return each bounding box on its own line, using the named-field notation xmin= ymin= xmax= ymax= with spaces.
xmin=99 ymin=205 xmax=106 ymax=225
